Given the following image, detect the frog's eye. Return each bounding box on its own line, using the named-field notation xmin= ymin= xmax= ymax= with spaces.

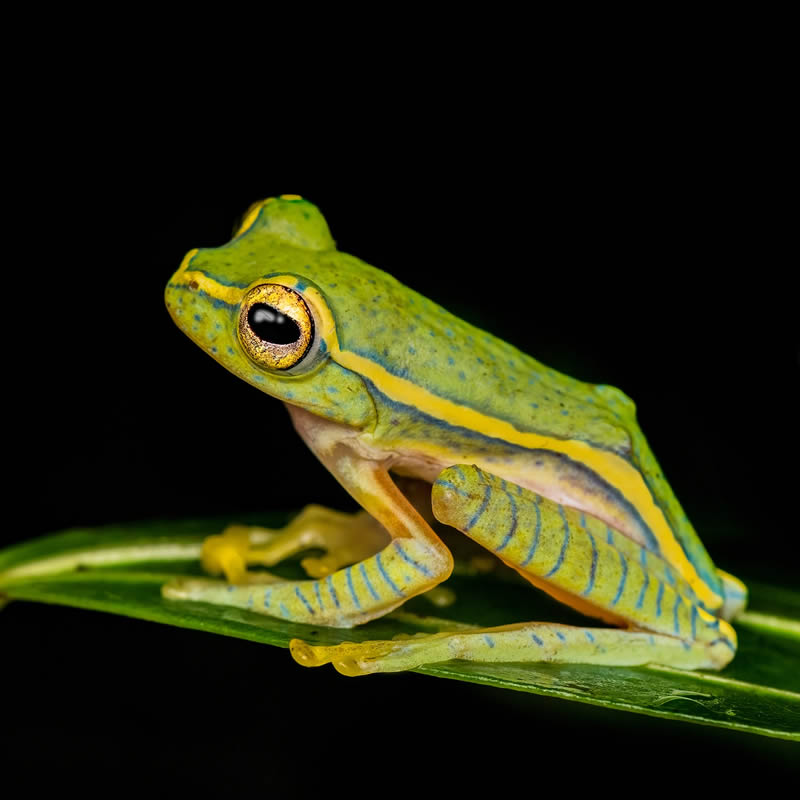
xmin=238 ymin=283 xmax=314 ymax=370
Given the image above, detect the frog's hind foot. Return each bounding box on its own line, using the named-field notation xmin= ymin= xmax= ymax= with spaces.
xmin=289 ymin=619 xmax=736 ymax=676
xmin=201 ymin=505 xmax=390 ymax=583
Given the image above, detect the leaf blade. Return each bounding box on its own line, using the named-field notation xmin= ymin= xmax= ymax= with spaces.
xmin=2 ymin=519 xmax=799 ymax=740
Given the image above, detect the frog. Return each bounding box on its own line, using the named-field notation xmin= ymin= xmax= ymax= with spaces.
xmin=162 ymin=194 xmax=746 ymax=676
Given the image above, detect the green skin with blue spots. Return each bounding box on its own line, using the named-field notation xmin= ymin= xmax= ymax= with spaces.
xmin=164 ymin=196 xmax=721 ymax=602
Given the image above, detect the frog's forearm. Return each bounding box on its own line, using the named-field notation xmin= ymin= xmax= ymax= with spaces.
xmin=164 ymin=444 xmax=453 ymax=628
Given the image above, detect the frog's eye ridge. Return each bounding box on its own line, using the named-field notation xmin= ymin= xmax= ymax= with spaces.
xmin=239 ymin=284 xmax=314 ymax=370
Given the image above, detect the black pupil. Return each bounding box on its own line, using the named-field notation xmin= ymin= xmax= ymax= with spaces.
xmin=248 ymin=304 xmax=301 ymax=345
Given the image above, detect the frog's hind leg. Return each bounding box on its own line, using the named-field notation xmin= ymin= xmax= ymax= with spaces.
xmin=290 ymin=465 xmax=737 ymax=675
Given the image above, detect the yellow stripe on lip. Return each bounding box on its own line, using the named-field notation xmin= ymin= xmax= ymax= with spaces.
xmin=174 ymin=247 xmax=247 ymax=306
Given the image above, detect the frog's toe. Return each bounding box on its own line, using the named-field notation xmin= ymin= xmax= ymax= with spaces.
xmin=289 ymin=638 xmax=401 ymax=675
xmin=289 ymin=634 xmax=452 ymax=675
xmin=201 ymin=530 xmax=251 ymax=583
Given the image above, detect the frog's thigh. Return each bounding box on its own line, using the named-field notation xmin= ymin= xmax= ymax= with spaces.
xmin=201 ymin=506 xmax=390 ymax=583
xmin=432 ymin=465 xmax=736 ymax=665
xmin=163 ymin=454 xmax=453 ymax=628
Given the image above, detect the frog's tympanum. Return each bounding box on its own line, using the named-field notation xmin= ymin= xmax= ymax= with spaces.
xmin=163 ymin=195 xmax=746 ymax=675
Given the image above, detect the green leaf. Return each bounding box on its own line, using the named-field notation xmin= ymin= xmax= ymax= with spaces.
xmin=1 ymin=517 xmax=798 ymax=740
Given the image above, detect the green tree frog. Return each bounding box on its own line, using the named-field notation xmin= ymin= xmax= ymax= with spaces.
xmin=163 ymin=195 xmax=746 ymax=676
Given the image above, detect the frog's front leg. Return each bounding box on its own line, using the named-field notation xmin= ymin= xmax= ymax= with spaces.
xmin=162 ymin=440 xmax=453 ymax=628
xmin=199 ymin=505 xmax=390 ymax=584
xmin=292 ymin=465 xmax=738 ymax=673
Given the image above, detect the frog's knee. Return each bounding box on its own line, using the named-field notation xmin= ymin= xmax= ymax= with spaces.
xmin=431 ymin=464 xmax=488 ymax=529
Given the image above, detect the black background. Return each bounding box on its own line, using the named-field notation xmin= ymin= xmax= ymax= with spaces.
xmin=5 ymin=77 xmax=798 ymax=790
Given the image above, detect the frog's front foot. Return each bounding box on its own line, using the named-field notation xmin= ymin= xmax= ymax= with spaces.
xmin=201 ymin=506 xmax=390 ymax=583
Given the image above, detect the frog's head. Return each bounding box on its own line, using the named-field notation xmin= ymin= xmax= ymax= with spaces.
xmin=164 ymin=195 xmax=375 ymax=429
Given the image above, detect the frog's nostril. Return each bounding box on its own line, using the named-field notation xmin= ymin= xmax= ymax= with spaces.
xmin=189 ymin=279 xmax=199 ymax=291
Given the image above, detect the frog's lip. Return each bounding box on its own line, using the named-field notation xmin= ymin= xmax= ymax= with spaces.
xmin=163 ymin=280 xmax=190 ymax=333
xmin=164 ymin=275 xmax=226 ymax=356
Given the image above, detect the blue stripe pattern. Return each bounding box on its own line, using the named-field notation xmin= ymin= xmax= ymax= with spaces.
xmin=690 ymin=604 xmax=698 ymax=640
xmin=531 ymin=633 xmax=543 ymax=646
xmin=376 ymin=552 xmax=403 ymax=596
xmin=314 ymin=581 xmax=324 ymax=610
xmin=636 ymin=570 xmax=650 ymax=609
xmin=673 ymin=595 xmax=682 ymax=634
xmin=346 ymin=566 xmax=361 ymax=609
xmin=327 ymin=574 xmax=340 ymax=609
xmin=496 ymin=489 xmax=518 ymax=552
xmin=466 ymin=484 xmax=492 ymax=531
xmin=451 ymin=465 xmax=468 ymax=482
xmin=394 ymin=543 xmax=432 ymax=576
xmin=435 ymin=479 xmax=470 ymax=497
xmin=520 ymin=496 xmax=542 ymax=567
xmin=360 ymin=563 xmax=379 ymax=601
xmin=556 ymin=631 xmax=566 ymax=642
xmin=582 ymin=529 xmax=598 ymax=597
xmin=585 ymin=631 xmax=595 ymax=643
xmin=656 ymin=581 xmax=664 ymax=617
xmin=544 ymin=505 xmax=570 ymax=577
xmin=295 ymin=586 xmax=314 ymax=615
xmin=483 ymin=635 xmax=495 ymax=648
xmin=612 ymin=550 xmax=628 ymax=606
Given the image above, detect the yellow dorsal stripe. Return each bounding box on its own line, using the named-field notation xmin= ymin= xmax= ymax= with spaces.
xmin=177 ymin=270 xmax=721 ymax=609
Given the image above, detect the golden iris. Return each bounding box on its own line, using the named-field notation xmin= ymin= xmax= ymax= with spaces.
xmin=238 ymin=283 xmax=314 ymax=370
